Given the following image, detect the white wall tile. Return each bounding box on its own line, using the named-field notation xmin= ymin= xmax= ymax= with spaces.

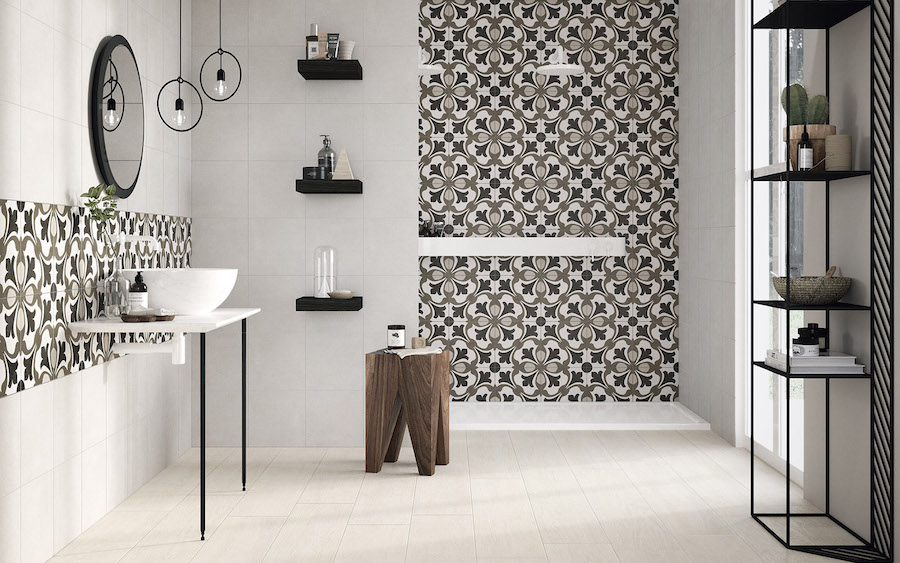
xmin=305 ymin=312 xmax=364 ymax=390
xmin=0 ymin=100 xmax=21 ymax=201
xmin=53 ymin=372 xmax=83 ymax=467
xmin=248 ymin=217 xmax=305 ymax=276
xmin=247 ymin=276 xmax=306 ymax=391
xmin=82 ymin=0 xmax=107 ymax=47
xmin=363 ymin=218 xmax=418 ymax=276
xmin=305 ymin=388 xmax=364 ymax=447
xmin=53 ymin=453 xmax=82 ymax=552
xmin=305 ymin=0 xmax=362 ymax=47
xmin=81 ymin=440 xmax=107 ymax=530
xmin=0 ymin=489 xmax=21 ymax=563
xmin=192 ymin=102 xmax=249 ymax=161
xmin=52 ymin=30 xmax=82 ymax=124
xmin=20 ymin=382 xmax=53 ymax=484
xmin=363 ymin=0 xmax=418 ymax=46
xmin=248 ymin=45 xmax=306 ymax=103
xmin=52 ymin=117 xmax=83 ymax=206
xmin=248 ymin=388 xmax=306 ymax=446
xmin=191 ymin=217 xmax=249 ymax=271
xmin=106 ymin=429 xmax=127 ymax=509
xmin=194 ymin=0 xmax=249 ymax=46
xmin=0 ymin=394 xmax=22 ymax=498
xmin=362 ymin=47 xmax=417 ymax=104
xmin=248 ymin=160 xmax=306 ymax=218
xmin=20 ymin=108 xmax=53 ymax=203
xmin=52 ymin=0 xmax=81 ymax=41
xmin=21 ymin=472 xmax=53 ymax=563
xmin=248 ymin=103 xmax=305 ymax=161
xmin=362 ymin=160 xmax=418 ymax=218
xmin=106 ymin=0 xmax=127 ymax=35
xmin=81 ymin=364 xmax=107 ymax=449
xmin=249 ymin=0 xmax=304 ymax=46
xmin=191 ymin=160 xmax=249 ymax=218
xmin=363 ymin=103 xmax=416 ymax=161
xmin=0 ymin=2 xmax=21 ymax=104
xmin=21 ymin=0 xmax=52 ymax=26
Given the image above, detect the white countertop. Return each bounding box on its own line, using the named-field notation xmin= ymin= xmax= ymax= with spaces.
xmin=418 ymin=236 xmax=627 ymax=257
xmin=68 ymin=308 xmax=261 ymax=334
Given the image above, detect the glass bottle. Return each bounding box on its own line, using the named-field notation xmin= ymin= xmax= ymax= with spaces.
xmin=314 ymin=246 xmax=336 ymax=298
xmin=102 ymin=231 xmax=129 ymax=317
xmin=318 ymin=135 xmax=336 ymax=179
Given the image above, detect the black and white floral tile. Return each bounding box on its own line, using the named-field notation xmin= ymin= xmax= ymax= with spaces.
xmin=0 ymin=199 xmax=191 ymax=396
xmin=418 ymin=0 xmax=678 ymax=401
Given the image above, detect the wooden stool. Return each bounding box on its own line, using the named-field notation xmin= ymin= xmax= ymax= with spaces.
xmin=365 ymin=349 xmax=450 ymax=476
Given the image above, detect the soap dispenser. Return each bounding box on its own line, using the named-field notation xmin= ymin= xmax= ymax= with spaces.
xmin=318 ymin=135 xmax=336 ymax=179
xmin=128 ymin=271 xmax=148 ymax=309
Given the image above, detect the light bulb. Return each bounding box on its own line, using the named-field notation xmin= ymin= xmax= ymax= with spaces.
xmin=103 ymin=99 xmax=119 ymax=128
xmin=173 ymin=97 xmax=186 ymax=127
xmin=214 ymin=68 xmax=227 ymax=97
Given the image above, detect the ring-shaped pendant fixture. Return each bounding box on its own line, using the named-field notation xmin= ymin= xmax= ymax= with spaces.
xmin=156 ymin=76 xmax=204 ymax=132
xmin=200 ymin=48 xmax=242 ymax=101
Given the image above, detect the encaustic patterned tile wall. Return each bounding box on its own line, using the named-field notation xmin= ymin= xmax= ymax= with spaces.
xmin=0 ymin=200 xmax=191 ymax=396
xmin=418 ymin=0 xmax=678 ymax=401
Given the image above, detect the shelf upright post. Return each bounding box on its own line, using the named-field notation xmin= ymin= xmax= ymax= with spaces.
xmin=783 ymin=22 xmax=792 ymax=548
xmin=749 ymin=0 xmax=756 ymax=522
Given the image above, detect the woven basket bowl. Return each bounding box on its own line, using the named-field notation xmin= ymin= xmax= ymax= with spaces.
xmin=772 ymin=276 xmax=852 ymax=305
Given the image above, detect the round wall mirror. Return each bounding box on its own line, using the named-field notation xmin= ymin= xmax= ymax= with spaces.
xmin=90 ymin=35 xmax=144 ymax=199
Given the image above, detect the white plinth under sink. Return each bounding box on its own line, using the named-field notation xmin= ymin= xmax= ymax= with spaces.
xmin=418 ymin=236 xmax=627 ymax=257
xmin=450 ymin=401 xmax=709 ymax=431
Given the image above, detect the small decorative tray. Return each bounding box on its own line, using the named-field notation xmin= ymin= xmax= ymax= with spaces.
xmin=120 ymin=314 xmax=176 ymax=323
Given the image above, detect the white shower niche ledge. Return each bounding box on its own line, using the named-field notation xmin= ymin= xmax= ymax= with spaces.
xmin=418 ymin=236 xmax=627 ymax=257
xmin=68 ymin=308 xmax=260 ymax=364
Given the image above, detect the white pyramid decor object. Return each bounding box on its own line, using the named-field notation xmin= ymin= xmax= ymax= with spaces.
xmin=332 ymin=148 xmax=354 ymax=180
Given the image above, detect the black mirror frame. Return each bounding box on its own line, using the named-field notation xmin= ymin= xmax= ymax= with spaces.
xmin=89 ymin=35 xmax=144 ymax=199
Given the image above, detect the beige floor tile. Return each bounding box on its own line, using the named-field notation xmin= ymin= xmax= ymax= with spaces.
xmin=230 ymin=452 xmax=323 ymax=517
xmin=113 ymin=489 xmax=189 ymax=513
xmin=406 ymin=514 xmax=476 ymax=561
xmin=193 ymin=448 xmax=279 ymax=495
xmin=58 ymin=511 xmax=167 ymax=555
xmin=191 ymin=516 xmax=285 ymax=563
xmin=471 ymin=478 xmax=545 ymax=559
xmin=467 ymin=431 xmax=521 ymax=479
xmin=120 ymin=543 xmax=203 ymax=562
xmin=263 ymin=504 xmax=352 ymax=562
xmin=522 ymin=468 xmax=607 ymax=544
xmin=349 ymin=471 xmax=417 ymax=525
xmin=509 ymin=431 xmax=569 ymax=468
xmin=413 ymin=443 xmax=472 ymax=515
xmin=298 ymin=448 xmax=365 ymax=504
xmin=638 ymin=482 xmax=732 ymax=537
xmin=48 ymin=550 xmax=129 ymax=563
xmin=552 ymin=431 xmax=614 ymax=467
xmin=544 ymin=543 xmax=619 ymax=562
xmin=676 ymin=534 xmax=761 ymax=563
xmin=613 ymin=547 xmax=690 ymax=563
xmin=137 ymin=493 xmax=241 ymax=547
xmin=595 ymin=431 xmax=659 ymax=463
xmin=335 ymin=524 xmax=409 ymax=562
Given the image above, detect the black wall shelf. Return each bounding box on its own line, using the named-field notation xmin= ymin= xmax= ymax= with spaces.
xmin=753 ymin=0 xmax=871 ymax=30
xmin=753 ymin=361 xmax=871 ymax=381
xmin=296 ymin=179 xmax=363 ymax=194
xmin=297 ymin=60 xmax=362 ymax=80
xmin=752 ymin=169 xmax=871 ymax=183
xmin=296 ymin=296 xmax=363 ymax=311
xmin=752 ymin=300 xmax=871 ymax=312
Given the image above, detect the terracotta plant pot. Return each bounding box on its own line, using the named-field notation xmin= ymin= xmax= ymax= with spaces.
xmin=783 ymin=124 xmax=836 ymax=172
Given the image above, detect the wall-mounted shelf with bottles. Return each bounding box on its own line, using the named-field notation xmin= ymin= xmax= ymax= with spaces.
xmin=295 ymin=179 xmax=363 ymax=194
xmin=297 ymin=60 xmax=362 ymax=80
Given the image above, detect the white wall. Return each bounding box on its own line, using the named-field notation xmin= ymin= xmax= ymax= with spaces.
xmin=678 ymin=0 xmax=740 ymax=443
xmin=0 ymin=1 xmax=194 ymax=562
xmin=189 ymin=0 xmax=419 ymax=447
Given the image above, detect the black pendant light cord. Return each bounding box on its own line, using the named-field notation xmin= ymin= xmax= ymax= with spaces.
xmin=199 ymin=0 xmax=242 ymax=101
xmin=178 ymin=0 xmax=182 ymax=98
xmin=218 ymin=0 xmax=223 ymax=66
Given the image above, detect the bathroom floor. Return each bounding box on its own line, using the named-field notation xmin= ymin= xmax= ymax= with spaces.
xmin=50 ymin=431 xmax=841 ymax=563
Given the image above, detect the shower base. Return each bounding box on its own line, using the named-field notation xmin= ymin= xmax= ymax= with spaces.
xmin=450 ymin=401 xmax=709 ymax=431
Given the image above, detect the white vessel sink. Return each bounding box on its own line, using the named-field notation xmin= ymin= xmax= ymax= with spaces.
xmin=122 ymin=268 xmax=238 ymax=315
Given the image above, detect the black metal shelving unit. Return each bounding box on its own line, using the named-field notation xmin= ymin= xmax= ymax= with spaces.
xmin=749 ymin=2 xmax=893 ymax=562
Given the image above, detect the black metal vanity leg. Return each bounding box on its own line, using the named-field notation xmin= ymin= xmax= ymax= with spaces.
xmin=242 ymin=318 xmax=247 ymax=491
xmin=200 ymin=332 xmax=206 ymax=541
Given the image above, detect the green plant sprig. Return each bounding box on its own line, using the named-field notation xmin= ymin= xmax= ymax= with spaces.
xmin=81 ymin=184 xmax=118 ymax=234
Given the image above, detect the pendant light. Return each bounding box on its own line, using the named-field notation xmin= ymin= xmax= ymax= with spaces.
xmin=157 ymin=0 xmax=202 ymax=132
xmin=101 ymin=58 xmax=123 ymax=131
xmin=200 ymin=0 xmax=242 ymax=101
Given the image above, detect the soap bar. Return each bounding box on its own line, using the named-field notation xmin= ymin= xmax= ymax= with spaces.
xmin=411 ymin=337 xmax=426 ymax=349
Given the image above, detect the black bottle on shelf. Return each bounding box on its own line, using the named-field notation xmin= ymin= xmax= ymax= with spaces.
xmin=798 ymin=123 xmax=813 ymax=171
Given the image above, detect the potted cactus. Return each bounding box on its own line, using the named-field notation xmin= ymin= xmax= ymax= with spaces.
xmin=781 ymin=83 xmax=835 ymax=171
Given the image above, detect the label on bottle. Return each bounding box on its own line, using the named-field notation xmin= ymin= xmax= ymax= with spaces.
xmin=307 ymin=40 xmax=319 ymax=59
xmin=387 ymin=329 xmax=405 ymax=349
xmin=128 ymin=292 xmax=148 ymax=310
xmin=799 ymin=147 xmax=814 ymax=170
xmin=792 ymin=343 xmax=819 ymax=357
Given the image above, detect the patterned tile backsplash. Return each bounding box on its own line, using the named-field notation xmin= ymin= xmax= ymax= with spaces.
xmin=418 ymin=0 xmax=678 ymax=401
xmin=0 ymin=200 xmax=191 ymax=396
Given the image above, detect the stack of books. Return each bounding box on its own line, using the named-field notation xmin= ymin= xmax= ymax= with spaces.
xmin=765 ymin=350 xmax=866 ymax=375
